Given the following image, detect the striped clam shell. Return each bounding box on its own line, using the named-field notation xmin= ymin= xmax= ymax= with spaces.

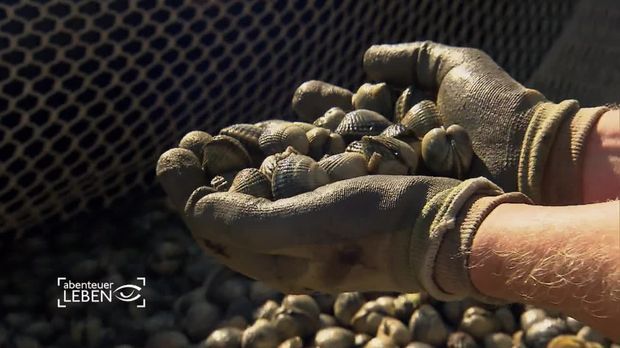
xmin=352 ymin=83 xmax=394 ymax=120
xmin=229 ymin=168 xmax=272 ymax=199
xmin=202 ymin=135 xmax=252 ymax=178
xmin=394 ymin=86 xmax=426 ymax=123
xmin=271 ymin=154 xmax=330 ymax=199
xmin=259 ymin=146 xmax=301 ymax=180
xmin=258 ymin=123 xmax=310 ymax=155
xmin=178 ymin=130 xmax=213 ymax=160
xmin=318 ymin=152 xmax=368 ymax=182
xmin=400 ymin=100 xmax=442 ymax=139
xmin=220 ymin=123 xmax=264 ymax=165
xmin=346 ymin=135 xmax=418 ymax=175
xmin=335 ymin=109 xmax=392 ymax=143
xmin=421 ymin=125 xmax=472 ymax=179
xmin=306 ymin=127 xmax=346 ymax=160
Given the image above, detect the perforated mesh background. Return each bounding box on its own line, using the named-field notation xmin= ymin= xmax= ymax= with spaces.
xmin=0 ymin=0 xmax=576 ymax=233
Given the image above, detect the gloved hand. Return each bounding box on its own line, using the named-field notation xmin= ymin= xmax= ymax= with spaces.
xmin=157 ymin=148 xmax=529 ymax=300
xmin=364 ymin=41 xmax=608 ymax=205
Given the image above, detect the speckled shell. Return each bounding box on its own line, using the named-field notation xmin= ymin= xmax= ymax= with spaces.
xmin=421 ymin=125 xmax=473 ymax=179
xmin=314 ymin=327 xmax=355 ymax=348
xmin=524 ymin=318 xmax=571 ymax=348
xmin=271 ymin=154 xmax=330 ymax=199
xmin=220 ymin=123 xmax=264 ymax=165
xmin=259 ymin=123 xmax=310 ymax=155
xmin=313 ymin=107 xmax=346 ymax=131
xmin=394 ymin=86 xmax=427 ymax=123
xmin=459 ymin=307 xmax=500 ymax=340
xmin=335 ymin=109 xmax=392 ymax=143
xmin=202 ymin=135 xmax=252 ymax=177
xmin=178 ymin=130 xmax=213 ymax=159
xmin=318 ymin=152 xmax=368 ymax=182
xmin=409 ymin=304 xmax=449 ymax=346
xmin=400 ymin=100 xmax=442 ymax=138
xmin=352 ymin=83 xmax=394 ymax=119
xmin=228 ymin=168 xmax=272 ymax=199
xmin=306 ymin=127 xmax=346 ymax=160
xmin=292 ymin=80 xmax=354 ymax=122
xmin=346 ymin=135 xmax=418 ymax=175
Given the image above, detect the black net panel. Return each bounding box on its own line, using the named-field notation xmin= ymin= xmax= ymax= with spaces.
xmin=0 ymin=0 xmax=576 ymax=233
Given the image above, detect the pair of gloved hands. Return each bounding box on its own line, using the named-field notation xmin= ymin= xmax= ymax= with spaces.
xmin=157 ymin=42 xmax=606 ymax=301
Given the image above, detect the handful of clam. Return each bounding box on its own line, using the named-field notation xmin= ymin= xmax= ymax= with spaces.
xmin=173 ymin=76 xmax=475 ymax=200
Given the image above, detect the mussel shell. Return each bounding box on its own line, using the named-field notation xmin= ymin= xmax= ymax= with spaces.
xmin=228 ymin=168 xmax=272 ymax=199
xmin=394 ymin=86 xmax=427 ymax=123
xmin=352 ymin=82 xmax=394 ymax=120
xmin=313 ymin=107 xmax=346 ymax=131
xmin=259 ymin=124 xmax=310 ymax=155
xmin=203 ymin=135 xmax=252 ymax=177
xmin=346 ymin=135 xmax=418 ymax=175
xmin=220 ymin=124 xmax=264 ymax=165
xmin=318 ymin=152 xmax=368 ymax=182
xmin=178 ymin=130 xmax=213 ymax=159
xmin=271 ymin=154 xmax=330 ymax=199
xmin=409 ymin=304 xmax=448 ymax=346
xmin=335 ymin=109 xmax=392 ymax=143
xmin=421 ymin=125 xmax=472 ymax=179
xmin=400 ymin=100 xmax=442 ymax=138
xmin=306 ymin=127 xmax=346 ymax=160
xmin=292 ymin=80 xmax=354 ymax=122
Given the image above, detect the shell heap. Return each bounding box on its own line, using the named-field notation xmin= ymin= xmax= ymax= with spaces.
xmin=184 ymin=79 xmax=475 ymax=202
xmin=168 ymin=78 xmax=614 ymax=347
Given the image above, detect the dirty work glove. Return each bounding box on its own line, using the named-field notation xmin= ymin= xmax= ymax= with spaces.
xmin=364 ymin=41 xmax=609 ymax=205
xmin=157 ymin=150 xmax=529 ymax=300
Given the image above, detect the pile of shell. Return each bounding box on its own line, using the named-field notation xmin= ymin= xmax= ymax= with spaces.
xmin=171 ymin=79 xmax=474 ymax=201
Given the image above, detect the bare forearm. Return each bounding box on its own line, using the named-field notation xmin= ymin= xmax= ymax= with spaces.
xmin=583 ymin=109 xmax=620 ymax=203
xmin=470 ymin=201 xmax=620 ymax=341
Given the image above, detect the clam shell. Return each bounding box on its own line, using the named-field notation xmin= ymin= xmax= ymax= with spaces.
xmin=409 ymin=304 xmax=448 ymax=346
xmin=242 ymin=319 xmax=281 ymax=348
xmin=228 ymin=168 xmax=272 ymax=199
xmin=484 ymin=332 xmax=513 ymax=348
xmin=279 ymin=336 xmax=303 ymax=348
xmin=178 ymin=130 xmax=213 ymax=159
xmin=333 ymin=292 xmax=365 ymax=326
xmin=255 ymin=119 xmax=291 ymax=130
xmin=446 ymin=332 xmax=478 ymax=348
xmin=220 ymin=124 xmax=264 ymax=165
xmin=400 ymin=100 xmax=442 ymax=138
xmin=307 ymin=127 xmax=346 ymax=160
xmin=203 ymin=135 xmax=252 ymax=177
xmin=314 ymin=327 xmax=355 ymax=348
xmin=156 ymin=148 xmax=208 ymax=210
xmin=318 ymin=152 xmax=368 ymax=182
xmin=494 ymin=306 xmax=516 ymax=334
xmin=292 ymin=80 xmax=354 ymax=122
xmin=347 ymin=135 xmax=418 ymax=175
xmin=380 ymin=123 xmax=421 ymax=152
xmin=524 ymin=318 xmax=570 ymax=348
xmin=271 ymin=154 xmax=330 ymax=199
xmin=421 ymin=125 xmax=472 ymax=179
xmin=352 ymin=83 xmax=394 ymax=120
xmin=377 ymin=317 xmax=411 ymax=347
xmin=204 ymin=327 xmax=242 ymax=348
xmin=335 ymin=109 xmax=392 ymax=143
xmin=459 ymin=307 xmax=500 ymax=340
xmin=314 ymin=107 xmax=346 ymax=131
xmin=259 ymin=146 xmax=300 ymax=180
xmin=520 ymin=309 xmax=547 ymax=332
xmin=351 ymin=301 xmax=389 ymax=335
xmin=259 ymin=124 xmax=310 ymax=155
xmin=274 ymin=296 xmax=321 ymax=339
xmin=394 ymin=86 xmax=426 ymax=123
xmin=393 ymin=293 xmax=421 ymax=322
xmin=364 ymin=336 xmax=399 ymax=348
xmin=292 ymin=121 xmax=317 ymax=132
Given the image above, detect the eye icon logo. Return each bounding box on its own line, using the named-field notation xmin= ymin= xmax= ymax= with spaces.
xmin=114 ymin=284 xmax=142 ymax=302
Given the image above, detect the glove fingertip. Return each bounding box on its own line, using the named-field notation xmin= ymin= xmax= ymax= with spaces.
xmin=156 ymin=147 xmax=208 ymax=211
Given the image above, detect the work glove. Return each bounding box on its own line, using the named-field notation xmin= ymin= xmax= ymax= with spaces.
xmin=157 ymin=149 xmax=529 ymax=300
xmin=364 ymin=41 xmax=608 ymax=205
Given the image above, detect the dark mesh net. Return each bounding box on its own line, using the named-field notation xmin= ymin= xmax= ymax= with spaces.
xmin=0 ymin=0 xmax=576 ymax=232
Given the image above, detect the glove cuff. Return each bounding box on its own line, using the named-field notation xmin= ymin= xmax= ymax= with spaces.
xmin=412 ymin=177 xmax=531 ymax=302
xmin=518 ymin=101 xmax=607 ymax=204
